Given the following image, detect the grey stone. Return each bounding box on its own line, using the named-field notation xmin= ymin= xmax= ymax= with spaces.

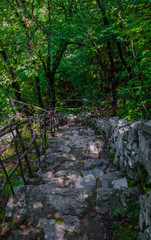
xmin=6 ymin=185 xmax=46 ymax=223
xmin=96 ymin=119 xmax=111 ymax=137
xmin=84 ymin=139 xmax=105 ymax=154
xmin=127 ymin=168 xmax=139 ymax=180
xmin=132 ymin=143 xmax=138 ymax=151
xmin=120 ymin=187 xmax=140 ymax=208
xmin=112 ymin=178 xmax=128 ymax=190
xmin=74 ymin=174 xmax=96 ymax=189
xmin=146 ymin=192 xmax=151 ymax=216
xmin=139 ymin=194 xmax=151 ymax=232
xmin=97 ymin=188 xmax=114 ymax=202
xmin=100 ymin=171 xmax=122 ymax=188
xmin=143 ymin=121 xmax=151 ymax=135
xmin=51 ymin=187 xmax=90 ymax=202
xmin=55 ymin=170 xmax=67 ymax=177
xmin=138 ymin=131 xmax=151 ymax=177
xmin=139 ymin=226 xmax=151 ymax=240
xmin=39 ymin=183 xmax=58 ymax=195
xmin=119 ymin=126 xmax=130 ymax=141
xmin=64 ymin=161 xmax=74 ymax=169
xmin=96 ymin=188 xmax=123 ymax=214
xmin=76 ymin=113 xmax=91 ymax=122
xmin=7 ymin=228 xmax=44 ymax=240
xmin=81 ymin=169 xmax=104 ymax=179
xmin=48 ymin=195 xmax=86 ymax=215
xmin=145 ymin=226 xmax=151 ymax=239
xmin=58 ymin=145 xmax=71 ymax=153
xmin=126 ymin=143 xmax=132 ymax=151
xmin=60 ymin=215 xmax=80 ymax=233
xmin=37 ymin=218 xmax=64 ymax=240
xmin=40 ymin=171 xmax=53 ymax=180
xmin=128 ymin=127 xmax=138 ymax=144
xmin=140 ymin=195 xmax=147 ymax=212
xmin=131 ymin=120 xmax=144 ymax=131
xmin=57 ymin=112 xmax=68 ymax=124
xmin=139 ymin=211 xmax=145 ymax=232
xmin=38 ymin=153 xmax=64 ymax=169
xmin=117 ymin=119 xmax=128 ymax=127
xmin=84 ymin=158 xmax=109 ymax=170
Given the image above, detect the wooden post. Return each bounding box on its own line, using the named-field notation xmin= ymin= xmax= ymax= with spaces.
xmin=54 ymin=112 xmax=59 ymax=131
xmin=0 ymin=156 xmax=15 ymax=197
xmin=10 ymin=127 xmax=27 ymax=184
xmin=4 ymin=85 xmax=19 ymax=116
xmin=49 ymin=112 xmax=52 ymax=136
xmin=15 ymin=127 xmax=33 ymax=177
xmin=44 ymin=114 xmax=47 ymax=151
xmin=39 ymin=117 xmax=42 ymax=139
xmin=39 ymin=117 xmax=45 ymax=155
xmin=28 ymin=119 xmax=41 ymax=169
xmin=83 ymin=98 xmax=86 ymax=113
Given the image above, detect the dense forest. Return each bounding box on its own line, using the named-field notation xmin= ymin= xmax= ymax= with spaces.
xmin=0 ymin=0 xmax=151 ymax=121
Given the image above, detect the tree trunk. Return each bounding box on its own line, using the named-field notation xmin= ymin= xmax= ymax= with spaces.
xmin=4 ymin=85 xmax=19 ymax=115
xmin=46 ymin=72 xmax=56 ymax=110
xmin=96 ymin=0 xmax=117 ymax=115
xmin=0 ymin=50 xmax=22 ymax=102
xmin=35 ymin=76 xmax=44 ymax=108
xmin=10 ymin=70 xmax=22 ymax=102
xmin=116 ymin=41 xmax=133 ymax=79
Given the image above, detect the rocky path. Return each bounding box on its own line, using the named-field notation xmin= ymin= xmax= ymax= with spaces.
xmin=6 ymin=122 xmax=139 ymax=240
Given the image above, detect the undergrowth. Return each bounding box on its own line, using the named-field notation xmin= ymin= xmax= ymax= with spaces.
xmin=113 ymin=200 xmax=140 ymax=240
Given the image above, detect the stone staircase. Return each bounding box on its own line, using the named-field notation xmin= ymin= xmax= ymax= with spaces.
xmin=6 ymin=122 xmax=139 ymax=240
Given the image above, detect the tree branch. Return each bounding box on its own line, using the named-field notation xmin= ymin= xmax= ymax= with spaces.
xmin=18 ymin=0 xmax=55 ymax=35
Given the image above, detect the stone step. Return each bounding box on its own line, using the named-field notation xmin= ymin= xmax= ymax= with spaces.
xmin=5 ymin=124 xmax=140 ymax=240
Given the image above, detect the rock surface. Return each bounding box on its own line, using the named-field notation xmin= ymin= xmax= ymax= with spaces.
xmin=79 ymin=114 xmax=151 ymax=239
xmin=6 ymin=120 xmax=141 ymax=239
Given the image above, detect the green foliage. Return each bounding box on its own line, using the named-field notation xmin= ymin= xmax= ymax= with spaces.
xmin=82 ymin=208 xmax=88 ymax=214
xmin=113 ymin=208 xmax=120 ymax=216
xmin=137 ymin=165 xmax=149 ymax=193
xmin=0 ymin=0 xmax=151 ymax=120
xmin=85 ymin=190 xmax=96 ymax=209
xmin=95 ymin=128 xmax=102 ymax=135
xmin=53 ymin=215 xmax=64 ymax=225
xmin=127 ymin=166 xmax=151 ymax=195
xmin=127 ymin=179 xmax=138 ymax=188
xmin=108 ymin=153 xmax=115 ymax=162
xmin=1 ymin=169 xmax=23 ymax=196
xmin=114 ymin=223 xmax=138 ymax=240
xmin=114 ymin=200 xmax=140 ymax=240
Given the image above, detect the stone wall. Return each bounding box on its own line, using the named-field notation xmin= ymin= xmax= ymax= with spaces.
xmin=84 ymin=117 xmax=151 ymax=178
xmin=80 ymin=115 xmax=151 ymax=240
xmin=57 ymin=113 xmax=151 ymax=239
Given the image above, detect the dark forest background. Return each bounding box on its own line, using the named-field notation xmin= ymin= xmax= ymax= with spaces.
xmin=0 ymin=0 xmax=151 ymax=121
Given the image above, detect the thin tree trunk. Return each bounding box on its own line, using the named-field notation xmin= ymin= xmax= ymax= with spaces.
xmin=0 ymin=49 xmax=22 ymax=102
xmin=46 ymin=72 xmax=56 ymax=110
xmin=96 ymin=0 xmax=117 ymax=115
xmin=116 ymin=41 xmax=132 ymax=79
xmin=4 ymin=84 xmax=19 ymax=115
xmin=35 ymin=76 xmax=44 ymax=108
